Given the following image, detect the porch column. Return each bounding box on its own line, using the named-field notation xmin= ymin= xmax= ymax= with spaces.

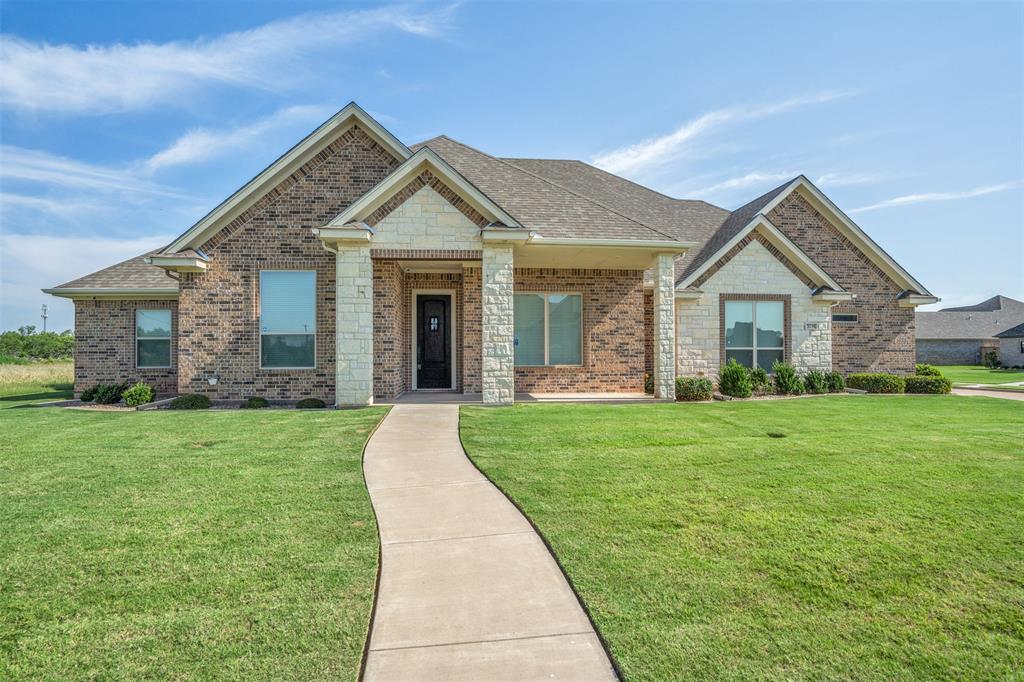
xmin=481 ymin=244 xmax=515 ymax=405
xmin=652 ymin=252 xmax=676 ymax=400
xmin=335 ymin=243 xmax=373 ymax=406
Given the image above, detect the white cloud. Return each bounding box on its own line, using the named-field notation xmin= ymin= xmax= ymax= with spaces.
xmin=849 ymin=181 xmax=1021 ymax=213
xmin=1 ymin=232 xmax=175 ymax=331
xmin=143 ymin=104 xmax=332 ymax=172
xmin=0 ymin=5 xmax=455 ymax=114
xmin=0 ymin=145 xmax=183 ymax=196
xmin=591 ymin=91 xmax=856 ymax=177
xmin=687 ymin=171 xmax=796 ymax=200
xmin=815 ymin=171 xmax=887 ymax=188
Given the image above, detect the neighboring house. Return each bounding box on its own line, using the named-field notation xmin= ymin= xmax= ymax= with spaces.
xmin=45 ymin=103 xmax=936 ymax=405
xmin=916 ymin=296 xmax=1024 ymax=364
xmin=995 ymin=323 xmax=1024 ymax=368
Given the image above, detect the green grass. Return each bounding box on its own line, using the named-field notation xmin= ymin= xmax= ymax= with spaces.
xmin=0 ymin=360 xmax=73 ymax=407
xmin=1 ymin=392 xmax=387 ymax=679
xmin=937 ymin=364 xmax=1024 ymax=386
xmin=461 ymin=397 xmax=1024 ymax=680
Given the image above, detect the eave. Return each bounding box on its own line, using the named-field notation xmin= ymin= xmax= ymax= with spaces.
xmin=42 ymin=287 xmax=179 ymax=300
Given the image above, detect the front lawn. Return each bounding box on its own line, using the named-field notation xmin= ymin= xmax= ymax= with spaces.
xmin=461 ymin=397 xmax=1024 ymax=680
xmin=1 ymin=404 xmax=387 ymax=679
xmin=938 ymin=364 xmax=1024 ymax=385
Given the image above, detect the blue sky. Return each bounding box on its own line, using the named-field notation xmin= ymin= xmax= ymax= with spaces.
xmin=1 ymin=1 xmax=1021 ymax=332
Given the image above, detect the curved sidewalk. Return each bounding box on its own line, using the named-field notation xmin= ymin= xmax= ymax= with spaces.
xmin=362 ymin=404 xmax=616 ymax=681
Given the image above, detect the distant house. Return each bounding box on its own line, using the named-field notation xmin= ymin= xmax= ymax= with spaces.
xmin=916 ymin=296 xmax=1024 ymax=364
xmin=995 ymin=323 xmax=1024 ymax=368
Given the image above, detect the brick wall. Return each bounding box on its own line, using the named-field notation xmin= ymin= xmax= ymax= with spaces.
xmin=767 ymin=193 xmax=915 ymax=373
xmin=177 ymin=124 xmax=400 ymax=400
xmin=73 ymin=299 xmax=178 ymax=395
xmin=462 ymin=267 xmax=483 ymax=393
xmin=373 ymin=261 xmax=405 ymax=398
xmin=512 ymin=268 xmax=645 ymax=392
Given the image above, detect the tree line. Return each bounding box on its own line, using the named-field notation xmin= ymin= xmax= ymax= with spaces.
xmin=0 ymin=326 xmax=74 ymax=360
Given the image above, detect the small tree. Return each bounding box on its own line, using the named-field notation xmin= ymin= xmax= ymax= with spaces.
xmin=983 ymin=350 xmax=1000 ymax=369
xmin=718 ymin=358 xmax=753 ymax=398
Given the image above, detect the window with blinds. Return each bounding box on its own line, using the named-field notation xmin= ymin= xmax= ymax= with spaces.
xmin=260 ymin=270 xmax=316 ymax=369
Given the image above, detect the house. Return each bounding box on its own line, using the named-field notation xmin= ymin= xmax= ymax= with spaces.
xmin=44 ymin=103 xmax=937 ymax=405
xmin=994 ymin=323 xmax=1024 ymax=368
xmin=916 ymin=295 xmax=1024 ymax=365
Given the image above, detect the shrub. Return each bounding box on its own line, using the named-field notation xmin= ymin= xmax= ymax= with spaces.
xmin=772 ymin=361 xmax=803 ymax=395
xmin=80 ymin=386 xmax=98 ymax=402
xmin=983 ymin=350 xmax=1000 ymax=369
xmin=846 ymin=373 xmax=905 ymax=393
xmin=94 ymin=382 xmax=131 ymax=405
xmin=170 ymin=394 xmax=211 ymax=410
xmin=643 ymin=373 xmax=654 ymax=395
xmin=905 ymin=375 xmax=952 ymax=394
xmin=803 ymin=369 xmax=828 ymax=394
xmin=718 ymin=358 xmax=752 ymax=398
xmin=122 ymin=382 xmax=154 ymax=407
xmin=915 ymin=363 xmax=943 ymax=377
xmin=825 ymin=370 xmax=845 ymax=393
xmin=295 ymin=397 xmax=326 ymax=409
xmin=748 ymin=366 xmax=770 ymax=394
xmin=242 ymin=396 xmax=269 ymax=409
xmin=675 ymin=376 xmax=713 ymax=401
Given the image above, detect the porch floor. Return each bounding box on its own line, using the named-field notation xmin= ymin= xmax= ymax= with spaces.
xmin=378 ymin=391 xmax=662 ymax=405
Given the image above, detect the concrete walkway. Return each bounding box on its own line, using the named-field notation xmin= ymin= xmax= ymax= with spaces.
xmin=952 ymin=387 xmax=1024 ymax=401
xmin=362 ymin=404 xmax=617 ymax=681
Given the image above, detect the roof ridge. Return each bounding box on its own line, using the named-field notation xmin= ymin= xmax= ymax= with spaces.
xmin=489 ymin=154 xmax=679 ymax=241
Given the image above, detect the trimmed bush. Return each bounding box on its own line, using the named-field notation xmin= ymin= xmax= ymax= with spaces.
xmin=94 ymin=382 xmax=131 ymax=405
xmin=295 ymin=398 xmax=327 ymax=409
xmin=170 ymin=394 xmax=211 ymax=410
xmin=748 ymin=366 xmax=770 ymax=394
xmin=718 ymin=358 xmax=752 ymax=398
xmin=905 ymin=375 xmax=952 ymax=394
xmin=675 ymin=376 xmax=713 ymax=401
xmin=643 ymin=373 xmax=654 ymax=395
xmin=983 ymin=350 xmax=1000 ymax=369
xmin=803 ymin=369 xmax=828 ymax=395
xmin=846 ymin=373 xmax=905 ymax=394
xmin=80 ymin=386 xmax=98 ymax=402
xmin=915 ymin=363 xmax=943 ymax=377
xmin=772 ymin=361 xmax=803 ymax=395
xmin=242 ymin=396 xmax=269 ymax=409
xmin=825 ymin=370 xmax=845 ymax=393
xmin=122 ymin=382 xmax=154 ymax=407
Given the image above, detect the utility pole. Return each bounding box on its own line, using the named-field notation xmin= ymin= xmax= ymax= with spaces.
xmin=41 ymin=304 xmax=48 ymax=333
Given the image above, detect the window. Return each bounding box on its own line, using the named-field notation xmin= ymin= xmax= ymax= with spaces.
xmin=725 ymin=300 xmax=784 ymax=372
xmin=260 ymin=270 xmax=316 ymax=369
xmin=832 ymin=313 xmax=858 ymax=323
xmin=136 ymin=309 xmax=171 ymax=368
xmin=514 ymin=293 xmax=582 ymax=366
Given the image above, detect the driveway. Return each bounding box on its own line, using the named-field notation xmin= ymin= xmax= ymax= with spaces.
xmin=361 ymin=404 xmax=616 ymax=680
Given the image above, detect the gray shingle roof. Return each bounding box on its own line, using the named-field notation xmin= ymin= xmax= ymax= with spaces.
xmin=411 ymin=136 xmax=677 ymax=241
xmin=49 ymin=250 xmax=178 ymax=292
xmin=916 ymin=296 xmax=1024 ymax=340
xmin=995 ymin=322 xmax=1024 ymax=338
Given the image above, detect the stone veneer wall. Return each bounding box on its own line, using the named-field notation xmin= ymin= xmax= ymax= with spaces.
xmin=481 ymin=246 xmax=514 ymax=404
xmin=73 ymin=299 xmax=179 ymax=396
xmin=676 ymin=240 xmax=832 ymax=377
xmin=336 ymin=244 xmax=374 ymax=405
xmin=651 ymin=254 xmax=676 ymax=399
xmin=176 ymin=124 xmax=400 ymax=400
xmin=512 ymin=268 xmax=645 ymax=393
xmin=767 ymin=193 xmax=915 ymax=373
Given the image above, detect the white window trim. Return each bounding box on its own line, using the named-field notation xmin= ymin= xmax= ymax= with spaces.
xmin=514 ymin=291 xmax=584 ymax=368
xmin=410 ymin=289 xmax=457 ymax=391
xmin=136 ymin=308 xmax=172 ymax=369
xmin=259 ymin=269 xmax=317 ymax=371
xmin=725 ymin=300 xmax=784 ymax=370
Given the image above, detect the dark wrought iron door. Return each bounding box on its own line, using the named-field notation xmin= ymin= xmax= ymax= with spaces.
xmin=417 ymin=295 xmax=451 ymax=389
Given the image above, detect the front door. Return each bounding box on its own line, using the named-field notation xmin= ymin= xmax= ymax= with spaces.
xmin=416 ymin=295 xmax=451 ymax=389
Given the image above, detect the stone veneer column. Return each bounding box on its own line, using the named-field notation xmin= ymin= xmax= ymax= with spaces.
xmin=481 ymin=245 xmax=515 ymax=404
xmin=335 ymin=243 xmax=374 ymax=406
xmin=652 ymin=253 xmax=676 ymax=399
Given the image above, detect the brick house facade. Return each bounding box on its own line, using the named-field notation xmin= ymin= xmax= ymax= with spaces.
xmin=47 ymin=103 xmax=935 ymax=404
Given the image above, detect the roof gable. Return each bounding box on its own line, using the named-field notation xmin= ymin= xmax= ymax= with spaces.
xmin=678 ymin=214 xmax=843 ymax=292
xmin=163 ymin=103 xmax=410 ymax=254
xmin=328 ymin=147 xmax=520 ymax=229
